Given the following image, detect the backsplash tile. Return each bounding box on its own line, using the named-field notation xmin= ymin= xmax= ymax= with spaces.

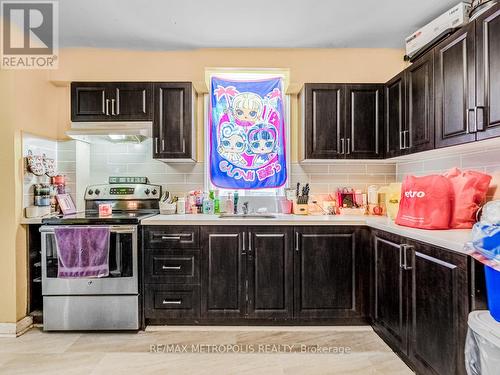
xmin=396 ymin=145 xmax=500 ymax=181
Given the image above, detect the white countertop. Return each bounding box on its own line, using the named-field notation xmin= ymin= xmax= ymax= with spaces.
xmin=141 ymin=214 xmax=472 ymax=254
xmin=20 ymin=217 xmax=44 ymax=225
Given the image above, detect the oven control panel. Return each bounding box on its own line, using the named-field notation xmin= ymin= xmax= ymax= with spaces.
xmin=85 ymin=184 xmax=161 ymax=200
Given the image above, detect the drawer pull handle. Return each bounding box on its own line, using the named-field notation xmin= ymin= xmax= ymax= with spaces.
xmin=162 ymin=300 xmax=182 ymax=305
xmin=161 ymin=236 xmax=181 ymax=241
xmin=162 ymin=265 xmax=181 ymax=270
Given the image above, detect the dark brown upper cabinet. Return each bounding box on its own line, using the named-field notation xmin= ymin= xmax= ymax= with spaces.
xmin=475 ymin=5 xmax=500 ymax=140
xmin=434 ymin=23 xmax=477 ymax=148
xmin=300 ymin=83 xmax=344 ymax=159
xmin=385 ymin=72 xmax=406 ymax=158
xmin=153 ymin=82 xmax=195 ymax=161
xmin=385 ymin=53 xmax=434 ymax=158
xmin=405 ymin=52 xmax=435 ymax=153
xmin=300 ymin=83 xmax=384 ymax=160
xmin=109 ymin=83 xmax=153 ymax=121
xmin=345 ymin=84 xmax=384 ymax=159
xmin=71 ymin=82 xmax=152 ymax=122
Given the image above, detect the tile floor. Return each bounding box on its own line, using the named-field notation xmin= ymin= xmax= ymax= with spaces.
xmin=0 ymin=326 xmax=414 ymax=374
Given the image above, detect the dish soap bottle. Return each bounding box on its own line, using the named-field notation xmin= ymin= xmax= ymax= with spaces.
xmin=224 ymin=193 xmax=234 ymax=214
xmin=213 ymin=190 xmax=220 ymax=214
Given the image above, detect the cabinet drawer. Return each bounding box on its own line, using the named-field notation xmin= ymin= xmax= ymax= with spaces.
xmin=145 ymin=226 xmax=199 ymax=249
xmin=145 ymin=250 xmax=199 ymax=284
xmin=145 ymin=285 xmax=200 ymax=320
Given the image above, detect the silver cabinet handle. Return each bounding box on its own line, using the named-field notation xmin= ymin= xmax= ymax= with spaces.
xmin=476 ymin=106 xmax=486 ymax=132
xmin=162 ymin=300 xmax=182 ymax=305
xmin=248 ymin=232 xmax=252 ymax=253
xmin=400 ymin=244 xmax=413 ymax=270
xmin=105 ymin=99 xmax=110 ymax=116
xmin=242 ymin=232 xmax=246 ymax=253
xmin=399 ymin=245 xmax=404 ymax=269
xmin=346 ymin=138 xmax=351 ymax=155
xmin=295 ymin=232 xmax=300 ymax=252
xmin=466 ymin=108 xmax=476 ymax=133
xmin=340 ymin=138 xmax=345 ymax=155
xmin=161 ymin=236 xmax=181 ymax=241
xmin=161 ymin=139 xmax=165 ymax=151
xmin=399 ymin=131 xmax=404 ymax=150
xmin=154 ymin=138 xmax=159 ymax=154
xmin=162 ymin=265 xmax=181 ymax=270
xmin=111 ymin=99 xmax=116 ymax=116
xmin=403 ymin=245 xmax=413 ymax=270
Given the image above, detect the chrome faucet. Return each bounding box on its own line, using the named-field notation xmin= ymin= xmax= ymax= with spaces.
xmin=242 ymin=201 xmax=249 ymax=215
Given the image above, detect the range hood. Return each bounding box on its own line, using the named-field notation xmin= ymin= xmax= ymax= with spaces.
xmin=66 ymin=122 xmax=152 ymax=144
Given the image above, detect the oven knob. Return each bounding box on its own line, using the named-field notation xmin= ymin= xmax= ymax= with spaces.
xmin=88 ymin=189 xmax=94 ymax=195
xmin=152 ymin=189 xmax=158 ymax=195
xmin=94 ymin=189 xmax=100 ymax=195
xmin=144 ymin=189 xmax=150 ymax=195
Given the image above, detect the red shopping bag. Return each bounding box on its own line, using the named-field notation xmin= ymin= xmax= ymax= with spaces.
xmin=395 ymin=174 xmax=453 ymax=230
xmin=444 ymin=168 xmax=492 ymax=229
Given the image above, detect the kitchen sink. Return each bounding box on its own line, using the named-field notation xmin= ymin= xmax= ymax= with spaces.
xmin=218 ymin=213 xmax=277 ymax=219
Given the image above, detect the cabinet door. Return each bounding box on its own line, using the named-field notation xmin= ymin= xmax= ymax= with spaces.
xmin=373 ymin=235 xmax=408 ymax=354
xmin=71 ymin=82 xmax=109 ymax=121
xmin=434 ymin=23 xmax=477 ymax=148
xmin=405 ymin=53 xmax=435 ymax=153
xmin=110 ymin=83 xmax=152 ymax=121
xmin=407 ymin=242 xmax=469 ymax=375
xmin=246 ymin=227 xmax=293 ymax=319
xmin=201 ymin=227 xmax=246 ymax=320
xmin=294 ymin=227 xmax=357 ymax=319
xmin=476 ymin=4 xmax=500 ymax=140
xmin=303 ymin=84 xmax=344 ymax=159
xmin=385 ymin=73 xmax=406 ymax=158
xmin=345 ymin=84 xmax=384 ymax=159
xmin=153 ymin=82 xmax=193 ymax=160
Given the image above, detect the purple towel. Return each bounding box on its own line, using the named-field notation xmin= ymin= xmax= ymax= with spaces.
xmin=54 ymin=227 xmax=110 ymax=278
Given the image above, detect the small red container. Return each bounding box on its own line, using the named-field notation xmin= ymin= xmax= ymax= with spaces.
xmin=99 ymin=203 xmax=112 ymax=217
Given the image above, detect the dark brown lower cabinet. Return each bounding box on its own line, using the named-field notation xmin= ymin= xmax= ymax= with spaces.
xmin=201 ymin=226 xmax=246 ymax=320
xmin=373 ymin=234 xmax=409 ymax=354
xmin=247 ymin=227 xmax=293 ymax=320
xmin=142 ymin=224 xmax=473 ymax=375
xmin=200 ymin=226 xmax=293 ymax=321
xmin=294 ymin=227 xmax=369 ymax=322
xmin=373 ymin=230 xmax=470 ymax=375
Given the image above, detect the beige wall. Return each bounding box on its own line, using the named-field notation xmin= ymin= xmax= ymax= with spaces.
xmin=0 ymin=69 xmax=60 ymax=323
xmin=0 ymin=47 xmax=404 ymax=324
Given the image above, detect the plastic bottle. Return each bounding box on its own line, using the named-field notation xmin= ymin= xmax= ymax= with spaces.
xmin=233 ymin=191 xmax=239 ymax=214
xmin=213 ymin=190 xmax=220 ymax=214
xmin=177 ymin=197 xmax=186 ymax=214
xmin=224 ymin=193 xmax=234 ymax=214
xmin=202 ymin=192 xmax=210 ymax=214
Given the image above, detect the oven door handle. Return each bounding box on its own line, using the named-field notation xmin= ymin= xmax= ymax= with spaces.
xmin=39 ymin=225 xmax=136 ymax=234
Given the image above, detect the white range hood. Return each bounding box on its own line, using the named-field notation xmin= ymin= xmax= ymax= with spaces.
xmin=66 ymin=122 xmax=152 ymax=144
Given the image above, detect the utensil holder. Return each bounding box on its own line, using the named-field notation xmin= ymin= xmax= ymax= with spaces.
xmin=293 ymin=202 xmax=309 ymax=215
xmin=160 ymin=202 xmax=177 ymax=215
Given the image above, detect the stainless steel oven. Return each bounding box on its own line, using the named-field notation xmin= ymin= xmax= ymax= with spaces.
xmin=40 ymin=180 xmax=160 ymax=331
xmin=41 ymin=225 xmax=139 ymax=331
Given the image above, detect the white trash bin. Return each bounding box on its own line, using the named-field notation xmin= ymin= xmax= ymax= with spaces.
xmin=465 ymin=311 xmax=500 ymax=375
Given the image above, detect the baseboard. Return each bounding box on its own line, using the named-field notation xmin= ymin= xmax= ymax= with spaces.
xmin=0 ymin=316 xmax=33 ymax=337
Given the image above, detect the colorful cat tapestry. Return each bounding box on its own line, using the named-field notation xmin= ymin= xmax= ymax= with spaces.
xmin=209 ymin=76 xmax=287 ymax=189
